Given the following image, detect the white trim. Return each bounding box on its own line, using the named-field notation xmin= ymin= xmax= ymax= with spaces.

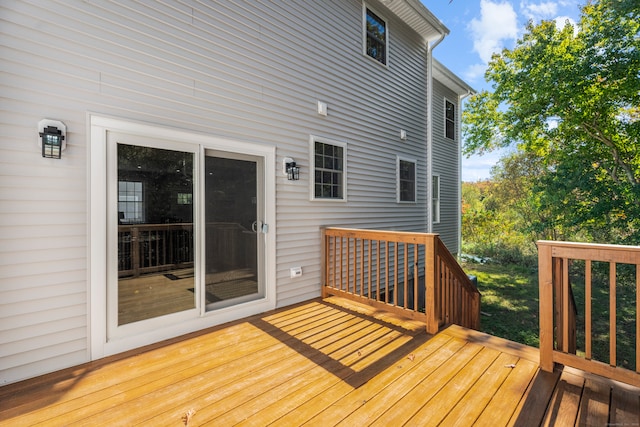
xmin=309 ymin=135 xmax=348 ymax=202
xmin=89 ymin=115 xmax=276 ymax=359
xmin=363 ymin=3 xmax=389 ymax=67
xmin=396 ymin=155 xmax=417 ymax=203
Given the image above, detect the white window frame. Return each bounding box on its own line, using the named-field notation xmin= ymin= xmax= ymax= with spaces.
xmin=432 ymin=174 xmax=441 ymax=224
xmin=445 ymin=98 xmax=456 ymax=140
xmin=363 ymin=4 xmax=389 ymax=66
xmin=396 ymin=156 xmax=417 ymax=203
xmin=310 ymin=135 xmax=347 ymax=202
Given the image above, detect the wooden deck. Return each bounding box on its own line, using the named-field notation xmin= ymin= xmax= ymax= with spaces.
xmin=1 ymin=297 xmax=639 ymax=426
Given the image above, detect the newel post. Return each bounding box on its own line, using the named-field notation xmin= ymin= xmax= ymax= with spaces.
xmin=321 ymin=227 xmax=328 ymax=298
xmin=425 ymin=234 xmax=439 ymax=334
xmin=538 ymin=241 xmax=554 ymax=372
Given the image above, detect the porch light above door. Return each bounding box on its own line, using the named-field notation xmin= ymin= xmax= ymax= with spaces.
xmin=38 ymin=119 xmax=66 ymax=159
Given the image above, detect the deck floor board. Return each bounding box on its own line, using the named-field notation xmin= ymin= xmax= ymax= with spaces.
xmin=1 ymin=297 xmax=638 ymax=426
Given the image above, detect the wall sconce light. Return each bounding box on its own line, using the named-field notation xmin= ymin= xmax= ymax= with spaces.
xmin=400 ymin=129 xmax=407 ymax=140
xmin=38 ymin=119 xmax=66 ymax=159
xmin=283 ymin=157 xmax=300 ymax=181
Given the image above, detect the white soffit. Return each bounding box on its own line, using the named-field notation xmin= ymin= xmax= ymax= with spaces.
xmin=381 ymin=0 xmax=450 ymax=43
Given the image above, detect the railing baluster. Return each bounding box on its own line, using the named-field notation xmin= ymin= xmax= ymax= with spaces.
xmin=413 ymin=244 xmax=419 ymax=312
xmin=610 ymin=262 xmax=616 ymax=367
xmin=376 ymin=240 xmax=380 ymax=302
xmin=385 ymin=241 xmax=390 ymax=304
xmin=585 ymin=260 xmax=592 ymax=360
xmin=562 ymin=257 xmax=570 ymax=354
xmin=359 ymin=239 xmax=364 ymax=297
xmin=393 ymin=242 xmax=399 ymax=308
xmin=367 ymin=239 xmax=372 ymax=299
xmin=637 ymin=263 xmax=640 ymax=374
xmin=403 ymin=243 xmax=408 ymax=309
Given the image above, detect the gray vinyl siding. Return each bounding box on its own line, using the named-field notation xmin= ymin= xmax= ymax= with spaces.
xmin=431 ymin=79 xmax=460 ymax=253
xmin=0 ymin=0 xmax=438 ymax=383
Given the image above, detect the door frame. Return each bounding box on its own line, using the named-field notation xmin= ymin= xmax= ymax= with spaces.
xmin=89 ymin=115 xmax=276 ymax=359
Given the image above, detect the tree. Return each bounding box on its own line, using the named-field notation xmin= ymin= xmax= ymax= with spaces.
xmin=463 ymin=0 xmax=640 ymax=244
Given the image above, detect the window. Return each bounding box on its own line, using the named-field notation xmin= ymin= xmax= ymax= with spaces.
xmin=365 ymin=7 xmax=387 ymax=65
xmin=312 ymin=137 xmax=346 ymax=200
xmin=177 ymin=193 xmax=192 ymax=205
xmin=397 ymin=157 xmax=416 ymax=202
xmin=432 ymin=175 xmax=440 ymax=223
xmin=118 ymin=181 xmax=144 ymax=224
xmin=445 ymin=99 xmax=456 ymax=140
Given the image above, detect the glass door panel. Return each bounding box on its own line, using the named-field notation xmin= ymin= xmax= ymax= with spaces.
xmin=117 ymin=144 xmax=195 ymax=325
xmin=205 ymin=152 xmax=263 ymax=309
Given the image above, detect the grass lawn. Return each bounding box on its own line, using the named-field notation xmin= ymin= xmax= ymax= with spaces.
xmin=462 ymin=261 xmax=637 ymax=371
xmin=462 ymin=262 xmax=540 ymax=348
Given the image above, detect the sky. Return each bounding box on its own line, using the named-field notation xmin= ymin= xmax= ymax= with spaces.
xmin=422 ymin=0 xmax=584 ymax=181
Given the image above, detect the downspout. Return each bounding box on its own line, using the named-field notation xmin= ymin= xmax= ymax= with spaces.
xmin=457 ymin=90 xmax=472 ymax=255
xmin=426 ymin=33 xmax=445 ymax=233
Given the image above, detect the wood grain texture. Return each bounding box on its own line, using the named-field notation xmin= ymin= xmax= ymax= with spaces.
xmin=1 ymin=297 xmax=638 ymax=426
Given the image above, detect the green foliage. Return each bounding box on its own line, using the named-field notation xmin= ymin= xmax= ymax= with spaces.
xmin=462 ymin=0 xmax=640 ymax=245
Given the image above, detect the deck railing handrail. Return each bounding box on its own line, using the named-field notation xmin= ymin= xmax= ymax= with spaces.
xmin=321 ymin=227 xmax=480 ymax=334
xmin=538 ymin=240 xmax=640 ymax=387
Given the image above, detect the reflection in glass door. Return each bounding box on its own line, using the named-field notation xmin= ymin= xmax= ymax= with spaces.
xmin=205 ymin=152 xmax=263 ymax=309
xmin=117 ymin=144 xmax=195 ymax=325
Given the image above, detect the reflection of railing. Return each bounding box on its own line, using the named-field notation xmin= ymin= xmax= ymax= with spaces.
xmin=538 ymin=240 xmax=640 ymax=387
xmin=321 ymin=227 xmax=480 ymax=334
xmin=118 ymin=223 xmax=194 ymax=277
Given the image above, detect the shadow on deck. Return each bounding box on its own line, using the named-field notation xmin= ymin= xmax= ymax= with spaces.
xmin=1 ymin=297 xmax=638 ymax=426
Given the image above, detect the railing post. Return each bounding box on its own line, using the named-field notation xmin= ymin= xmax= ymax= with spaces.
xmin=538 ymin=241 xmax=554 ymax=372
xmin=425 ymin=234 xmax=439 ymax=334
xmin=321 ymin=227 xmax=328 ymax=298
xmin=132 ymin=227 xmax=140 ymax=278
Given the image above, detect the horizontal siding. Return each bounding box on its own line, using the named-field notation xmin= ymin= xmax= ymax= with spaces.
xmin=432 ymin=79 xmax=460 ymax=253
xmin=0 ymin=0 xmax=452 ymax=383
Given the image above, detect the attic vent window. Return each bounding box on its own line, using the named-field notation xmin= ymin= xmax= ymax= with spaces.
xmin=365 ymin=7 xmax=387 ymax=65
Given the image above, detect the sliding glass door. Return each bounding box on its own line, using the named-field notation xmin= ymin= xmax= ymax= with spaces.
xmin=204 ymin=151 xmax=264 ymax=309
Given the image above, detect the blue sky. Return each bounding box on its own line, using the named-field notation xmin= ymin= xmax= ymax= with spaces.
xmin=422 ymin=0 xmax=584 ymax=181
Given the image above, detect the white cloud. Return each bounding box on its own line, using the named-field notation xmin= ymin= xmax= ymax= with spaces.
xmin=468 ymin=0 xmax=519 ymax=64
xmin=463 ymin=63 xmax=489 ymax=83
xmin=554 ymin=15 xmax=577 ymax=32
xmin=521 ymin=1 xmax=558 ymax=21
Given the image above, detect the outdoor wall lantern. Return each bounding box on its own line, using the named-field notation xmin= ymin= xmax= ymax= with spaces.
xmin=38 ymin=119 xmax=66 ymax=159
xmin=283 ymin=157 xmax=300 ymax=181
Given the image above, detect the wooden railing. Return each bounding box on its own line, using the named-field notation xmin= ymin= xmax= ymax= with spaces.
xmin=538 ymin=240 xmax=640 ymax=387
xmin=118 ymin=222 xmax=255 ymax=278
xmin=118 ymin=223 xmax=194 ymax=277
xmin=321 ymin=227 xmax=480 ymax=334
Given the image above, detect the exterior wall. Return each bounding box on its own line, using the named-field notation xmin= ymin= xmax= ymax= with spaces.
xmin=0 ymin=0 xmax=441 ymax=384
xmin=431 ymin=79 xmax=461 ymax=253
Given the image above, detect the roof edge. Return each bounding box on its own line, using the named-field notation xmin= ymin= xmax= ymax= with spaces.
xmin=432 ymin=58 xmax=476 ymax=96
xmin=380 ymin=0 xmax=450 ymax=43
